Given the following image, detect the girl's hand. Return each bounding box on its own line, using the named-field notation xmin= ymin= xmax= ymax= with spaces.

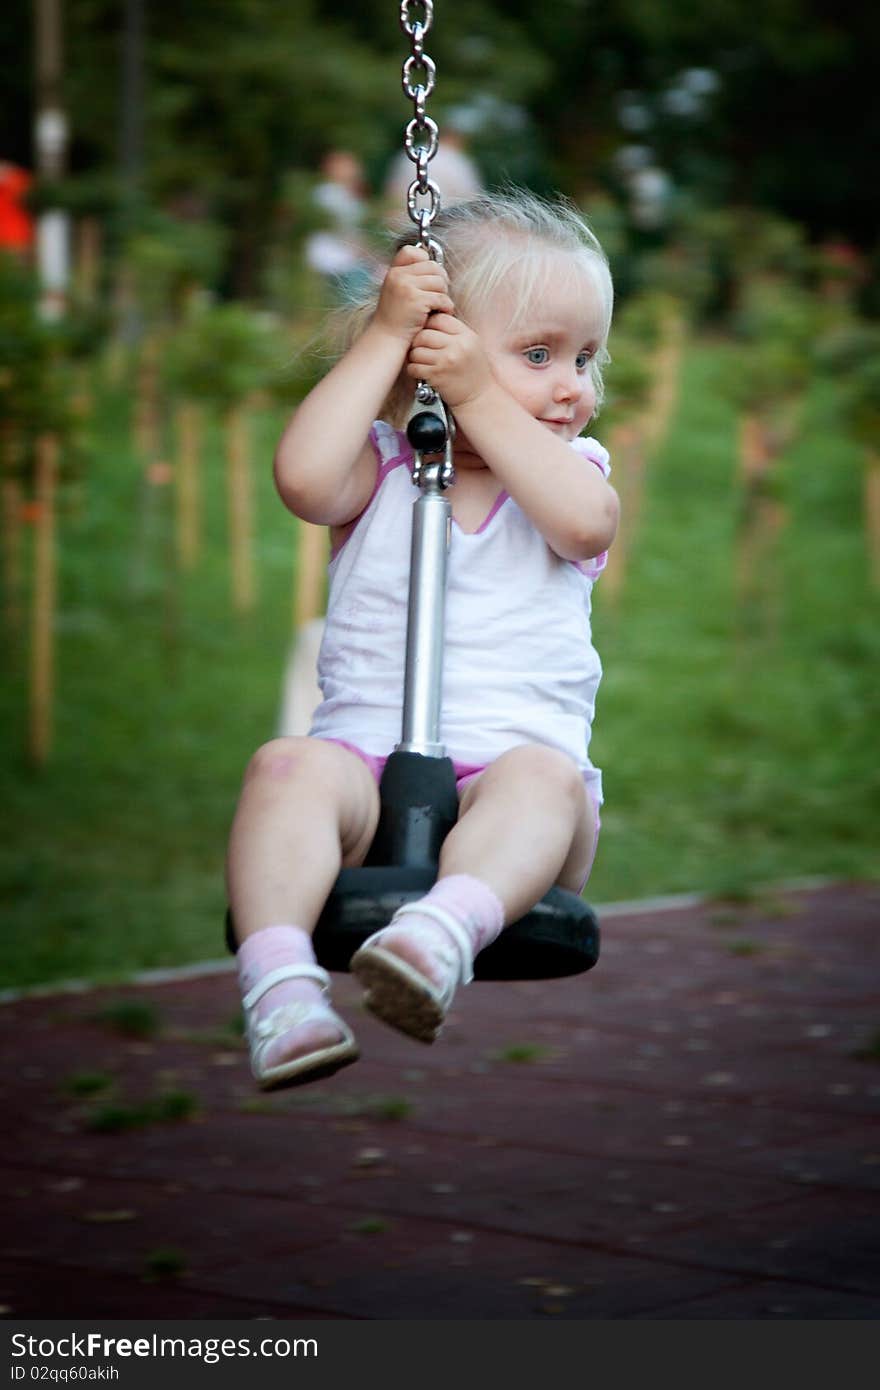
xmin=373 ymin=245 xmax=454 ymax=344
xmin=406 ymin=314 xmax=493 ymax=408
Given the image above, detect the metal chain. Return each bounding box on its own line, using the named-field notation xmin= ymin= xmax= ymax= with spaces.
xmin=399 ymin=1 xmax=453 ymax=484
xmin=399 ymin=0 xmax=443 ymax=263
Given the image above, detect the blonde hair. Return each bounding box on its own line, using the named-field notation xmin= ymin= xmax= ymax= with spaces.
xmin=341 ymin=188 xmax=613 ymax=426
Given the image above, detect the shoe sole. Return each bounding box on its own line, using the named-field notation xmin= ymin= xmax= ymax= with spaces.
xmin=350 ymin=946 xmax=446 ymax=1043
xmin=256 ymin=1042 xmax=359 ymax=1092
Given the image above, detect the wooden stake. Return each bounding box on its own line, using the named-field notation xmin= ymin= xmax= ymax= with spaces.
xmin=74 ymin=215 xmax=102 ymax=305
xmin=226 ymin=404 xmax=255 ymax=613
xmin=277 ymin=521 xmax=329 ymax=736
xmin=175 ymin=399 xmax=202 ymax=570
xmin=739 ymin=412 xmax=769 ymax=484
xmin=642 ymin=309 xmax=685 ymax=453
xmin=735 ymin=412 xmax=788 ymax=644
xmin=294 ymin=519 xmax=327 ymax=628
xmin=29 ymin=433 xmax=58 ymax=766
xmin=865 ymin=449 xmax=880 ymax=590
xmin=134 ymin=331 xmax=161 ymax=462
xmin=106 ymin=264 xmax=135 ymax=386
xmin=601 ymin=421 xmax=644 ymax=608
xmin=1 ymin=423 xmax=23 ymax=636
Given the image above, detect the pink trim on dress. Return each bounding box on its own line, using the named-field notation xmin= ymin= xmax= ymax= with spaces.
xmin=452 ymin=490 xmax=510 ymax=537
xmin=330 ymin=427 xmax=413 ymax=560
xmin=319 ymin=735 xmax=601 ymax=891
xmin=329 ymin=428 xmax=611 ymax=568
xmin=568 ymin=435 xmax=612 ymax=579
xmin=320 ymin=736 xmax=487 ymax=798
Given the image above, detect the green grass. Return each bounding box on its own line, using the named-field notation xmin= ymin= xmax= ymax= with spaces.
xmin=351 ymin=1217 xmax=389 ymax=1236
xmin=83 ymin=1088 xmax=201 ymax=1133
xmin=143 ymin=1248 xmax=188 ymax=1280
xmin=63 ymin=1070 xmax=113 ymax=1096
xmin=2 ymin=377 xmax=299 ymax=987
xmin=491 ymin=1043 xmax=552 ymax=1064
xmin=1 ymin=342 xmax=877 ymax=988
xmin=589 ymin=346 xmax=879 ymax=903
xmin=851 ymin=1031 xmax=880 ymax=1063
xmin=92 ymin=1000 xmax=161 ymax=1038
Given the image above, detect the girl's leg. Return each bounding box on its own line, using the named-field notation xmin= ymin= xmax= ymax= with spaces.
xmin=226 ymin=736 xmax=380 ymax=1087
xmin=351 ymin=744 xmax=596 ymax=1041
xmin=439 ymin=743 xmax=596 ymax=918
xmin=226 ymin=735 xmax=380 ymax=939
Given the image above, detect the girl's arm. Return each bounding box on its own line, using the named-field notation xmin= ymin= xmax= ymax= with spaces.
xmin=453 ymin=382 xmax=619 ymax=562
xmin=408 ymin=316 xmax=619 ymax=562
xmin=274 ymin=246 xmax=453 ymax=526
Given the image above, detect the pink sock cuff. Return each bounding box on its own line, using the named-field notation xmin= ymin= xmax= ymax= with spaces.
xmin=237 ymin=924 xmax=314 ymax=994
xmin=424 ymin=874 xmax=505 ymax=954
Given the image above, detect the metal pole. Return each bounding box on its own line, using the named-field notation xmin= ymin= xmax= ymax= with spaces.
xmin=396 ymin=4 xmax=454 ymax=761
xmin=398 ymin=461 xmax=451 ymax=757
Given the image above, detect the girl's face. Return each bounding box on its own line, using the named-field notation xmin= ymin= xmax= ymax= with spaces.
xmin=467 ymin=261 xmax=603 ymax=445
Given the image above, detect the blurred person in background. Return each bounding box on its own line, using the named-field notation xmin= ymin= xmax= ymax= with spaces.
xmin=305 ymin=149 xmax=375 ymax=300
xmin=383 ymin=105 xmax=484 ymax=219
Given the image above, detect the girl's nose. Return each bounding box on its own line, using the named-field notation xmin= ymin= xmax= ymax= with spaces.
xmin=554 ymin=370 xmax=583 ymax=402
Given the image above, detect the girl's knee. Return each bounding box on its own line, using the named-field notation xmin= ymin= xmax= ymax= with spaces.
xmin=242 ymin=737 xmax=378 ymax=853
xmin=500 ymin=744 xmax=584 ymax=805
xmin=244 ymin=736 xmax=318 ymax=787
xmin=244 ymin=737 xmax=365 ymax=798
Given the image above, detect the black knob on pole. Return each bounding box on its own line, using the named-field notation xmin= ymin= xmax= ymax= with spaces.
xmin=407 ymin=410 xmax=447 ymax=454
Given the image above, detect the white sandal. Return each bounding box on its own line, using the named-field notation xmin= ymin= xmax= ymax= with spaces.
xmin=242 ymin=963 xmax=359 ymax=1090
xmin=350 ymin=903 xmax=475 ymax=1043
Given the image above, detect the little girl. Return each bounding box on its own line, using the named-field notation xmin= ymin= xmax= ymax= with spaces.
xmin=226 ymin=189 xmax=619 ymax=1089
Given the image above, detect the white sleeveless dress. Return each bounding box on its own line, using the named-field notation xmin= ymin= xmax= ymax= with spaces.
xmin=309 ymin=421 xmax=611 ymax=806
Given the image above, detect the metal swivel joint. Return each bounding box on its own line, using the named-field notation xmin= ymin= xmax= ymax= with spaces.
xmin=407 ymin=408 xmax=447 ymax=455
xmin=406 ymin=389 xmax=455 ymax=492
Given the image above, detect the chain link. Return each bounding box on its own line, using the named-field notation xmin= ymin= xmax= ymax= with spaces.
xmin=399 ymin=0 xmax=443 ymax=262
xmin=400 ymin=1 xmax=453 ymax=483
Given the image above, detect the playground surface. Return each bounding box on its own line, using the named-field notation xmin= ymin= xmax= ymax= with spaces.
xmin=1 ymin=880 xmax=878 ymax=1321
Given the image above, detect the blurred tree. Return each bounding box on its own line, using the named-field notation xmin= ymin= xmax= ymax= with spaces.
xmin=0 ymin=255 xmax=86 ymax=478
xmin=164 ymin=300 xmax=285 ymax=610
xmin=124 ymin=212 xmax=227 ymax=326
xmin=729 ymin=276 xmax=822 ymax=421
xmin=819 ymin=323 xmax=880 ymax=452
xmin=5 ymin=0 xmax=876 ymax=296
xmin=818 ymin=321 xmax=880 ymax=587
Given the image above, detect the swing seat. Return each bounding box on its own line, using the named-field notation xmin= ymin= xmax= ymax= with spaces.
xmin=311 ymin=867 xmax=598 ymax=981
xmin=225 ymin=751 xmax=600 ymax=982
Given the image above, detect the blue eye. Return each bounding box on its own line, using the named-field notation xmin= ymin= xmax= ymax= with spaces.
xmin=576 ymin=350 xmax=593 ymax=370
xmin=525 ymin=346 xmax=549 ymax=365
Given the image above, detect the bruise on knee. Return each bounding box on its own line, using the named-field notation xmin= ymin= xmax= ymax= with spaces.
xmin=246 ymin=741 xmax=308 ymax=785
xmin=263 ymin=755 xmax=300 ymax=782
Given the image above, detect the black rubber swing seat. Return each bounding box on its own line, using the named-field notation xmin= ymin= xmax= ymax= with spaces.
xmin=311 ymin=866 xmax=598 ymax=981
xmin=226 ymin=750 xmax=599 ymax=982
